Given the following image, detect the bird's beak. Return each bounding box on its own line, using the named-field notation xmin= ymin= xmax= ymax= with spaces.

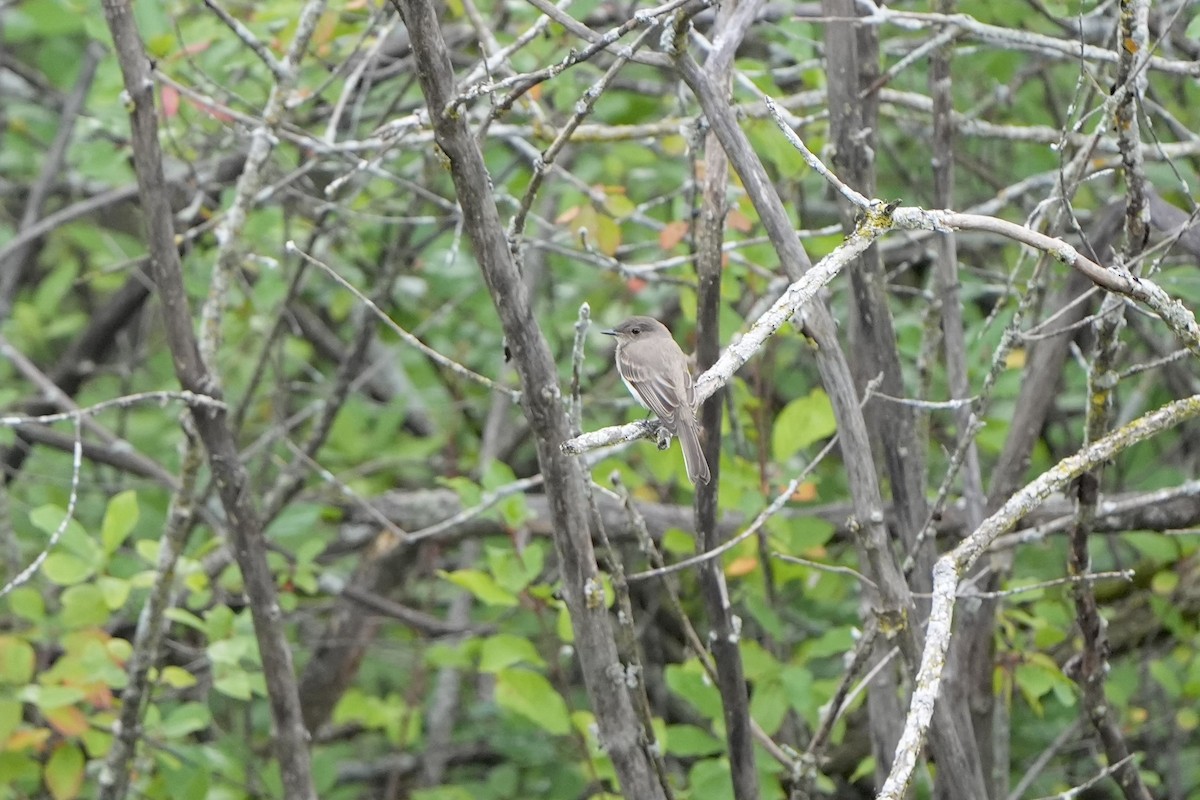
xmin=601 ymin=329 xmax=617 ymax=336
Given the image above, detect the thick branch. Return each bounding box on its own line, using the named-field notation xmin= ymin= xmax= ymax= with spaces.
xmin=98 ymin=3 xmax=316 ymax=797
xmin=693 ymin=3 xmax=763 ymax=799
xmin=391 ymin=0 xmax=667 ymax=796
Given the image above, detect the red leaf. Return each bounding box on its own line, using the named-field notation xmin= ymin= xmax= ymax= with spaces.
xmin=184 ymin=96 xmax=234 ymax=123
xmin=659 ymin=220 xmax=689 ymax=250
xmin=161 ymin=85 xmax=179 ymax=119
xmin=727 ymin=209 xmax=754 ymax=233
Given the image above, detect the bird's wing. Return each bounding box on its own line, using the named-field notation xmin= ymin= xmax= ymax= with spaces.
xmin=618 ymin=346 xmax=686 ymax=429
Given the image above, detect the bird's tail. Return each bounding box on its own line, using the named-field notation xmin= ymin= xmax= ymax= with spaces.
xmin=677 ymin=415 xmax=711 ymax=485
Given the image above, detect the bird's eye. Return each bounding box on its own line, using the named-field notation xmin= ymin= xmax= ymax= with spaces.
xmin=631 ymin=327 xmax=641 ymax=334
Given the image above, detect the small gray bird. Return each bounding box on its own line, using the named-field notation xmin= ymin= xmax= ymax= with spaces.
xmin=602 ymin=316 xmax=711 ymax=485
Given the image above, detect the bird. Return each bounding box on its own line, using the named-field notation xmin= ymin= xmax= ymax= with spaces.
xmin=602 ymin=316 xmax=711 ymax=485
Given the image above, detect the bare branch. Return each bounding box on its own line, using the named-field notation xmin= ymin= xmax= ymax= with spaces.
xmin=0 ymin=418 xmax=82 ymax=598
xmin=878 ymin=394 xmax=1200 ymax=799
xmin=99 ymin=2 xmax=318 ymax=794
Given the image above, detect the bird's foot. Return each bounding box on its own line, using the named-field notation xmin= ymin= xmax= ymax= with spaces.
xmin=654 ymin=425 xmax=673 ymax=451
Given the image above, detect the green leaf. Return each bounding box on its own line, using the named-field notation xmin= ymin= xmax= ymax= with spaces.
xmin=264 ymin=502 xmax=323 ymax=544
xmin=411 ymin=787 xmax=474 ymax=800
xmin=487 ymin=543 xmax=545 ymax=594
xmin=107 ymin=637 xmax=132 ymax=663
xmin=135 ymin=538 xmax=161 ymax=565
xmin=29 ymin=505 xmax=96 ymax=560
xmin=160 ymin=702 xmax=212 ymax=738
xmin=742 ymin=593 xmax=786 ymax=639
xmin=1106 ymin=662 xmax=1138 ymax=708
xmin=1122 ymin=531 xmax=1179 ymax=564
xmin=0 ymin=697 xmax=22 ymax=743
xmin=486 ymin=763 xmax=520 ymax=797
xmin=801 ymin=626 xmax=856 ymax=659
xmin=60 ymin=584 xmax=110 ymax=628
xmin=480 ymin=460 xmax=517 ymax=490
xmin=164 ymin=608 xmax=206 ymax=634
xmin=1187 ymin=14 xmax=1200 ymax=40
xmin=771 ymin=388 xmax=837 ymax=462
xmin=6 ymin=587 xmax=45 ymax=622
xmin=291 ymin=567 xmax=318 ymax=595
xmin=439 ymin=476 xmax=482 ymax=508
xmin=150 ymin=758 xmax=211 ymax=800
xmin=688 ymin=757 xmax=734 ymax=800
xmin=1149 ymin=660 xmax=1181 ymax=699
xmin=0 ymin=636 xmax=36 ymax=684
xmin=0 ymin=751 xmax=41 ymax=788
xmin=20 ymin=684 xmax=85 ymax=711
xmin=1013 ymin=662 xmax=1055 ymax=715
xmin=556 ymin=603 xmax=574 ymax=643
xmin=439 ymin=569 xmax=519 ymax=607
xmin=426 ymin=641 xmax=473 ymax=670
xmin=664 ymin=724 xmax=723 ymax=756
xmin=294 ymin=536 xmax=326 ymax=567
xmin=497 ymin=492 xmax=530 ymax=529
xmin=769 ymin=515 xmax=835 ymax=555
xmin=213 ymin=670 xmax=253 ymax=700
xmin=133 ymin=0 xmax=172 ymax=50
xmin=203 ymin=605 xmax=236 ymax=640
xmin=750 ymin=678 xmax=788 ymax=734
xmin=97 ymin=576 xmax=131 ymax=610
xmin=495 ymin=668 xmax=570 ymax=735
xmin=781 ymin=664 xmax=816 ymax=713
xmin=661 ymin=528 xmax=695 ymax=556
xmin=41 ymin=552 xmax=95 ymax=586
xmin=479 ymin=634 xmax=546 ymax=673
xmin=208 ymin=637 xmax=255 ymax=667
xmin=665 ymin=661 xmax=723 ymax=721
xmin=32 ymin=260 xmax=77 ymax=316
xmin=850 ymin=754 xmax=876 ymax=783
xmin=80 ymin=640 xmax=128 ymax=688
xmin=158 ymin=666 xmax=198 ymax=689
xmin=739 ymin=640 xmax=782 ymax=682
xmin=332 ymin=688 xmax=370 ymax=726
xmin=45 ymin=742 xmax=84 ymax=800
xmin=101 ymin=490 xmax=139 ymax=554
xmin=1151 ymin=570 xmax=1179 ymax=595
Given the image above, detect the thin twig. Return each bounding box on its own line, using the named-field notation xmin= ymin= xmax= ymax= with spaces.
xmin=569 ymin=302 xmax=591 ymax=436
xmin=957 ymin=570 xmax=1134 ymax=600
xmin=287 ymin=241 xmax=521 ymax=401
xmin=200 ymin=0 xmax=287 ymax=79
xmin=628 ymin=432 xmax=840 ymax=583
xmin=0 ymin=391 xmax=226 ymax=427
xmin=772 ymin=553 xmax=878 ymax=589
xmin=1027 ymin=755 xmax=1137 ymax=800
xmin=0 ymin=417 xmax=82 ymax=598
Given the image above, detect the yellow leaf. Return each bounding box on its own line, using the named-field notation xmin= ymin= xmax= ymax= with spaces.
xmin=45 ymin=742 xmax=85 ymax=800
xmin=595 ymin=215 xmax=622 ymax=257
xmin=725 ymin=556 xmax=759 ymax=577
xmin=791 ymin=481 xmax=819 ymax=502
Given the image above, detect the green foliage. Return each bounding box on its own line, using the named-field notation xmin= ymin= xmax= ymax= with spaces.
xmin=440 ymin=568 xmax=521 ymax=608
xmin=494 ymin=668 xmax=570 ymax=735
xmin=771 ymin=388 xmax=837 ymax=462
